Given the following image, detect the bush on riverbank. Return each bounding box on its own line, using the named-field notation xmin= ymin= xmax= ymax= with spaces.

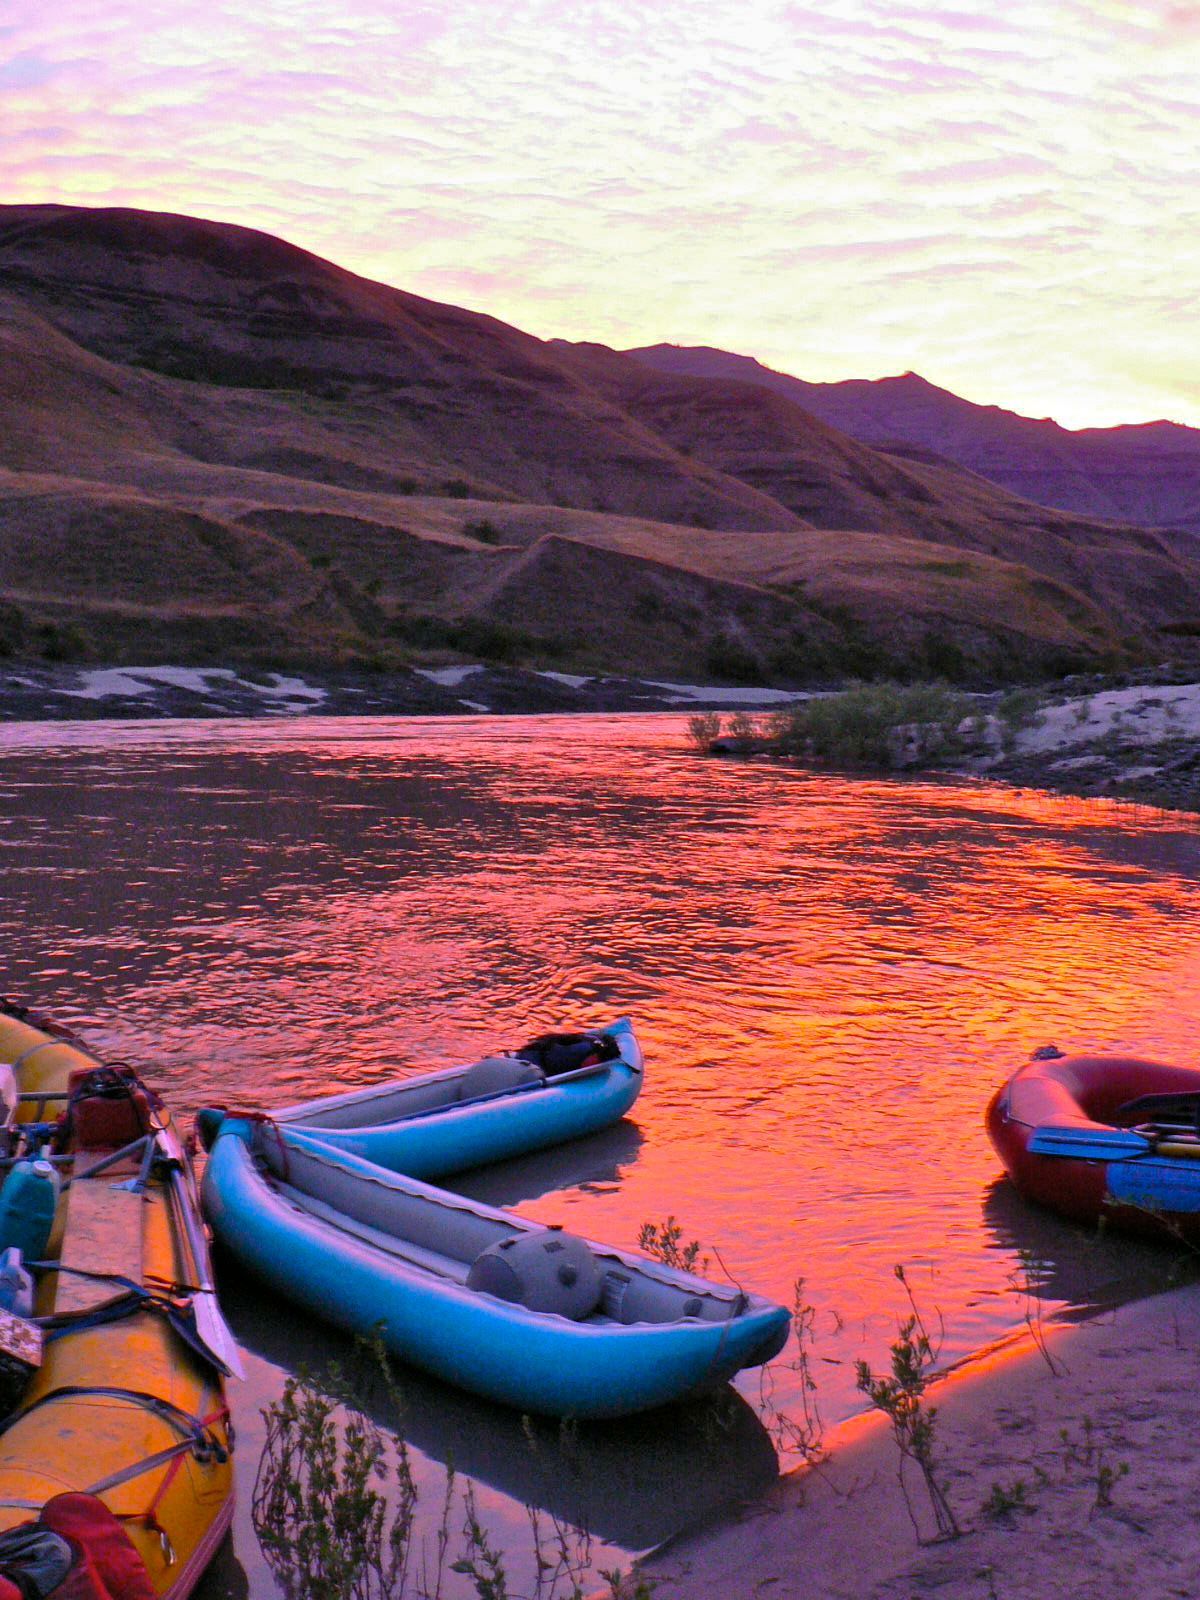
xmin=769 ymin=681 xmax=990 ymax=769
xmin=255 ymin=1349 xmax=655 ymax=1600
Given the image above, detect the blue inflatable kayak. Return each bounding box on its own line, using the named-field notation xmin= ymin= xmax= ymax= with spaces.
xmin=256 ymin=1017 xmax=643 ymax=1179
xmin=202 ymin=1120 xmax=790 ymax=1419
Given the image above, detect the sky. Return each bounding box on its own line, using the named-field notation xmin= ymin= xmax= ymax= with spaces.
xmin=3 ymin=0 xmax=1199 ymax=429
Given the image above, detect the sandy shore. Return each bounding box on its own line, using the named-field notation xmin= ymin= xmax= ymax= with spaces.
xmin=640 ymin=1285 xmax=1200 ymax=1599
xmin=988 ymin=679 xmax=1200 ymax=810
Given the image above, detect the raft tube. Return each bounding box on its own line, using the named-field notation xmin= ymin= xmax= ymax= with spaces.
xmin=0 ymin=1001 xmax=235 ymax=1599
xmin=987 ymin=1051 xmax=1200 ymax=1241
xmin=203 ymin=1119 xmax=790 ymax=1419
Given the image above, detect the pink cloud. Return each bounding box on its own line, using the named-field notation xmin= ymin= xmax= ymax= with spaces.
xmin=0 ymin=0 xmax=1198 ymax=427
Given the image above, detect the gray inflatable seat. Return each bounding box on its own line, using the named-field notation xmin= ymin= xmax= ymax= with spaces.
xmin=458 ymin=1055 xmax=544 ymax=1101
xmin=599 ymin=1268 xmax=740 ymax=1325
xmin=466 ymin=1229 xmax=601 ymax=1319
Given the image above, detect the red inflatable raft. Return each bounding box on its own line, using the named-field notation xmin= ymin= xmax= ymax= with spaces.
xmin=987 ymin=1051 xmax=1200 ymax=1241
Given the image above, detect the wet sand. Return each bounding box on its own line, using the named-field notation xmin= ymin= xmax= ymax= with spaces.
xmin=640 ymin=1284 xmax=1200 ymax=1599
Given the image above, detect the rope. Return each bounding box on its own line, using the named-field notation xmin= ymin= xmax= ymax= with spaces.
xmin=232 ymin=1112 xmax=290 ymax=1182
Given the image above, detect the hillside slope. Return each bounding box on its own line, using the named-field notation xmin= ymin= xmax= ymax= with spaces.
xmin=1 ymin=203 xmax=1197 ymax=684
xmin=628 ymin=344 xmax=1200 ymax=536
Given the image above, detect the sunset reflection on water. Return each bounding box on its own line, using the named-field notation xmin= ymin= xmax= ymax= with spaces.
xmin=1 ymin=712 xmax=1198 ymax=1583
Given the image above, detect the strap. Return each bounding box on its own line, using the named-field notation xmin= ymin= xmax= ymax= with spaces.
xmin=248 ymin=1115 xmax=290 ymax=1181
xmin=87 ymin=1401 xmax=232 ymax=1499
xmin=0 ymin=1405 xmax=231 ymax=1571
xmin=31 ymin=1261 xmax=201 ymax=1299
xmin=0 ymin=1401 xmax=230 ymax=1496
xmin=1 ymin=1386 xmax=228 ymax=1461
xmin=29 ymin=1263 xmax=230 ymax=1378
xmin=101 ymin=1399 xmax=230 ymax=1567
xmin=9 ymin=1042 xmax=58 ymax=1075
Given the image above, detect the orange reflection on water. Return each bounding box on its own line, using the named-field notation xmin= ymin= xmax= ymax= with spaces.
xmin=2 ymin=713 xmax=1198 ymax=1436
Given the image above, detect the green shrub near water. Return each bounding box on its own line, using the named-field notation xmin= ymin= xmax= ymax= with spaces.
xmin=254 ymin=1351 xmax=654 ymax=1600
xmin=768 ymin=681 xmax=978 ymax=768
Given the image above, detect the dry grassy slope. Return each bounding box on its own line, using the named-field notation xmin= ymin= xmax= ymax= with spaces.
xmin=559 ymin=348 xmax=1200 ymax=635
xmin=0 ymin=452 xmax=1115 ymax=679
xmin=389 ymin=498 xmax=1109 ymax=645
xmin=0 ymin=206 xmax=799 ymax=534
xmin=0 ymin=296 xmax=180 ymax=472
xmin=628 ymin=345 xmax=1200 ymax=535
xmin=0 ymin=201 xmax=1195 ymax=681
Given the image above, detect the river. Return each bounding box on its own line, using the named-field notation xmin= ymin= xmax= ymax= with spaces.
xmin=2 ymin=712 xmax=1198 ymax=1595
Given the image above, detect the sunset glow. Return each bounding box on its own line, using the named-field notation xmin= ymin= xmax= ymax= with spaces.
xmin=3 ymin=0 xmax=1200 ymax=427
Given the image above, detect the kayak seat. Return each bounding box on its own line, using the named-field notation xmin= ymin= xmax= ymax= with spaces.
xmin=599 ymin=1267 xmax=746 ymax=1326
xmin=289 ymin=1075 xmax=460 ymax=1131
xmin=457 ymin=1057 xmax=543 ymax=1102
xmin=467 ymin=1230 xmax=601 ymax=1319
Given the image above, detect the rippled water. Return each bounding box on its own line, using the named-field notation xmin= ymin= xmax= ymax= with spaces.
xmin=2 ymin=713 xmax=1199 ymax=1595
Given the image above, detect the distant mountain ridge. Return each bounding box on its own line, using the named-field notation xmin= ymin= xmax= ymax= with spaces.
xmin=1 ymin=201 xmax=1199 ymax=686
xmin=627 ymin=345 xmax=1200 ymax=536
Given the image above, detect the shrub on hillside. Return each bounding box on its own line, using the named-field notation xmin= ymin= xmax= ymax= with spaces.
xmin=386 ymin=611 xmax=568 ymax=663
xmin=37 ymin=622 xmax=89 ymax=664
xmin=705 ymin=635 xmax=763 ymax=684
xmin=0 ymin=604 xmax=26 ymax=658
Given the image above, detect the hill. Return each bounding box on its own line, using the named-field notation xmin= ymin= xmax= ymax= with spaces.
xmin=1 ymin=202 xmax=1197 ymax=686
xmin=628 ymin=344 xmax=1200 ymax=536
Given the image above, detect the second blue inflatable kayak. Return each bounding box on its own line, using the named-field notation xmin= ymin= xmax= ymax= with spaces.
xmin=200 ymin=1018 xmax=642 ymax=1179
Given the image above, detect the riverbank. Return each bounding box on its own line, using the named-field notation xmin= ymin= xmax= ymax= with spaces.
xmin=984 ymin=679 xmax=1200 ymax=812
xmin=708 ymin=674 xmax=1200 ymax=813
xmin=0 ymin=661 xmax=804 ymax=720
xmin=640 ymin=1282 xmax=1200 ymax=1600
xmin=6 ymin=660 xmax=1199 ymax=815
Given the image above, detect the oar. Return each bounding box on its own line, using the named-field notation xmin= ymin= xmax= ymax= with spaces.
xmin=153 ymin=1118 xmax=245 ymax=1380
xmin=1150 ymin=1139 xmax=1200 ymax=1161
xmin=1027 ymin=1124 xmax=1151 ymax=1160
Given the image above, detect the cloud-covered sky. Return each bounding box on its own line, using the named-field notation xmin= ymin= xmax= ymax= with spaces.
xmin=3 ymin=0 xmax=1199 ymax=427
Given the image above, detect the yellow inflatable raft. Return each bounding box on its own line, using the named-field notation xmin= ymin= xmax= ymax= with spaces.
xmin=0 ymin=1001 xmax=236 ymax=1599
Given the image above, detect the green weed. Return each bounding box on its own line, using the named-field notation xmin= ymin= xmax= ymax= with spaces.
xmin=254 ymin=1349 xmax=654 ymax=1600
xmin=637 ymin=1216 xmax=708 ymax=1274
xmin=1057 ymin=1418 xmax=1130 ymax=1511
xmin=981 ymin=1478 xmax=1034 ymax=1519
xmin=252 ymin=1361 xmax=417 ymax=1600
xmin=757 ymin=1277 xmax=828 ymax=1466
xmin=1006 ymin=1248 xmax=1063 ymax=1375
xmin=855 ymin=1265 xmax=962 ymax=1543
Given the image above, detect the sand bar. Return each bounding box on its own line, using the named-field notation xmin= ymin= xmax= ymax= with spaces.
xmin=640 ymin=1284 xmax=1200 ymax=1599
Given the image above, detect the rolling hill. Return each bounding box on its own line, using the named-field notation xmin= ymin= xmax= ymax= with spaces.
xmin=628 ymin=344 xmax=1200 ymax=537
xmin=1 ymin=202 xmax=1197 ymax=685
